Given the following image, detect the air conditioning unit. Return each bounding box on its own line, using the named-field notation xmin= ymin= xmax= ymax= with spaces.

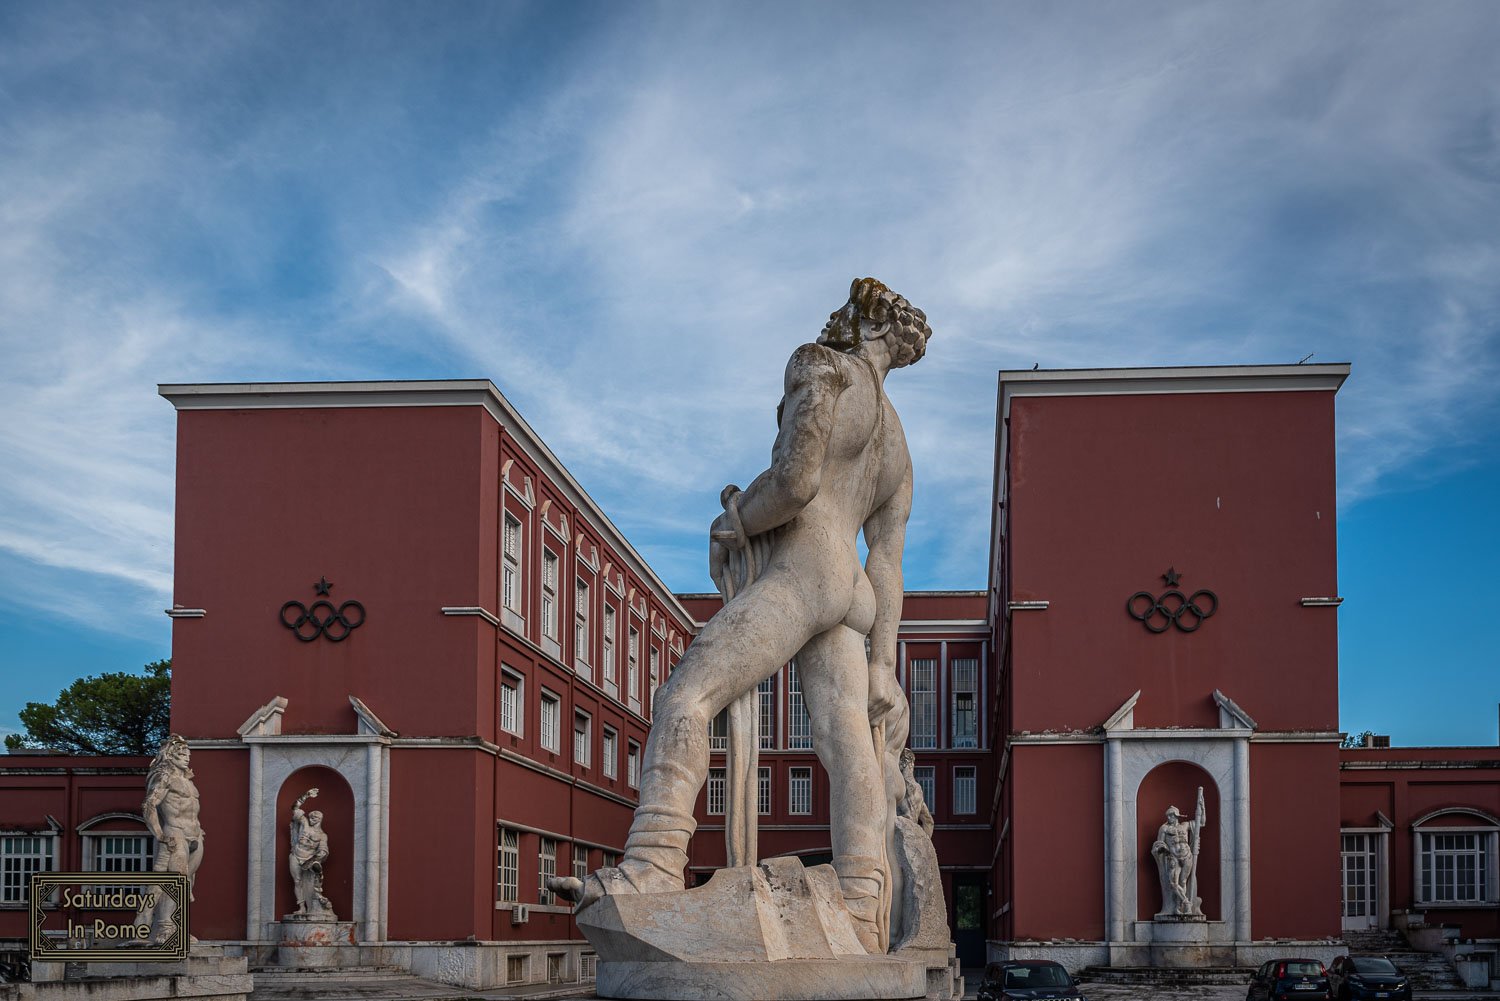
xmin=511 ymin=904 xmax=530 ymax=924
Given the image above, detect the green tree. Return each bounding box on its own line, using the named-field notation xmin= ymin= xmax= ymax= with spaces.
xmin=1341 ymin=729 xmax=1376 ymax=749
xmin=4 ymin=660 xmax=170 ymax=755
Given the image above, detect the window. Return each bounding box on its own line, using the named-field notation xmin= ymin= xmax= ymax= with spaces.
xmin=538 ymin=837 xmax=557 ymax=904
xmin=953 ymin=766 xmax=977 ymax=815
xmin=497 ymin=827 xmax=519 ymax=902
xmin=542 ymin=549 xmax=559 ymax=640
xmin=502 ymin=515 xmax=522 ymax=614
xmin=914 ymin=766 xmax=936 ymax=812
xmin=574 ymin=711 xmax=591 ymax=766
xmin=758 ymin=766 xmax=772 ymax=816
xmin=649 ymin=648 xmax=660 ymax=711
xmin=709 ymin=708 xmax=728 ymax=751
xmin=572 ymin=845 xmax=588 ymax=882
xmin=789 ymin=768 xmax=813 ymax=815
xmin=951 ymin=658 xmax=978 ymax=749
xmin=788 ymin=660 xmax=812 ymax=749
xmin=500 ymin=669 xmax=523 ymax=736
xmin=626 ymin=741 xmax=640 ymax=788
xmin=601 ymin=851 xmax=618 ymax=869
xmin=507 ymin=954 xmax=529 ymax=985
xmin=603 ymin=727 xmax=618 ymax=779
xmin=547 ymin=953 xmax=565 ymax=985
xmin=1 ymin=835 xmax=55 ymax=904
xmin=540 ymin=691 xmax=560 ymax=752
xmin=603 ymin=606 xmax=617 ymax=693
xmin=87 ymin=833 xmax=154 ymax=893
xmin=1418 ymin=830 xmax=1498 ymax=904
xmin=575 ymin=578 xmax=591 ymax=675
xmin=757 ymin=675 xmax=777 ymax=749
xmin=909 ymin=659 xmax=937 ymax=749
xmin=707 ymin=768 xmax=727 ymax=815
xmin=627 ymin=626 xmax=641 ymax=708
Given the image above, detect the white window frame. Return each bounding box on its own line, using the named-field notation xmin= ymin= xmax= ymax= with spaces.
xmin=707 ymin=768 xmax=727 ymax=816
xmin=950 ymin=658 xmax=979 ymax=749
xmin=1415 ymin=822 xmax=1499 ymax=906
xmin=758 ymin=766 xmax=772 ymax=816
xmin=757 ymin=675 xmax=777 ymax=749
xmin=502 ymin=514 xmax=523 ymax=616
xmin=500 ymin=668 xmax=524 ymax=736
xmin=572 ymin=844 xmax=589 ymax=882
xmin=789 ymin=767 xmax=813 ymax=816
xmin=602 ymin=726 xmax=618 ymax=779
xmin=83 ymin=830 xmax=155 ymax=894
xmin=914 ymin=765 xmax=936 ymax=814
xmin=709 ymin=708 xmax=728 ymax=752
xmin=539 ymin=690 xmax=561 ymax=753
xmin=1 ymin=834 xmax=56 ymax=904
xmin=909 ymin=659 xmax=937 ymax=749
xmin=627 ymin=741 xmax=641 ymax=789
xmin=648 ymin=647 xmax=660 ymax=713
xmin=538 ymin=837 xmax=558 ymax=905
xmin=627 ymin=625 xmax=641 ymax=709
xmin=574 ymin=710 xmax=592 ymax=767
xmin=953 ymin=765 xmax=977 ymax=816
xmin=575 ymin=577 xmax=591 ymax=677
xmin=541 ymin=548 xmax=559 ymax=640
xmin=507 ymin=954 xmax=529 ymax=985
xmin=603 ymin=605 xmax=618 ymax=695
xmin=788 ymin=660 xmax=812 ymax=750
xmin=497 ymin=827 xmax=519 ymax=903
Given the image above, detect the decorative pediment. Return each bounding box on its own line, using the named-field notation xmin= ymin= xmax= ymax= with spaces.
xmin=350 ymin=695 xmax=397 ymax=737
xmin=1212 ymin=689 xmax=1257 ymax=730
xmin=238 ymin=696 xmax=288 ymax=737
xmin=1102 ymin=690 xmax=1141 ymax=732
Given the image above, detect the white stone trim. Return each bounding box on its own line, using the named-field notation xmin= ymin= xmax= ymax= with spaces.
xmin=238 ymin=696 xmax=287 ymax=737
xmin=1006 ymin=601 xmax=1049 ymax=612
xmin=442 ymin=605 xmax=500 ymax=627
xmin=1300 ymin=596 xmax=1344 ymax=607
xmin=164 ymin=607 xmax=207 ymax=618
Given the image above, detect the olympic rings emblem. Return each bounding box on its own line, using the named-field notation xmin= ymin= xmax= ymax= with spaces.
xmin=280 ymin=598 xmax=366 ymax=642
xmin=1126 ymin=587 xmax=1218 ymax=634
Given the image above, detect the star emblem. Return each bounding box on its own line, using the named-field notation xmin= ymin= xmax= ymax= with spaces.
xmin=1162 ymin=567 xmax=1182 ymax=588
xmin=314 ymin=577 xmax=334 ymax=596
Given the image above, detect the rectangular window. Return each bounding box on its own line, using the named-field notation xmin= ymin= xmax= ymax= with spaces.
xmin=603 ymin=727 xmax=618 ymax=779
xmin=649 ymin=648 xmax=660 ymax=712
xmin=788 ymin=660 xmax=812 ymax=749
xmin=540 ymin=691 xmax=560 ymax=753
xmin=758 ymin=766 xmax=772 ymax=816
xmin=603 ymin=606 xmax=617 ymax=694
xmin=542 ymin=549 xmax=559 ymax=639
xmin=1419 ymin=831 xmax=1497 ymax=904
xmin=538 ymin=837 xmax=557 ymax=905
xmin=757 ymin=675 xmax=777 ymax=749
xmin=574 ymin=711 xmax=591 ymax=766
xmin=707 ymin=767 xmax=727 ymax=815
xmin=914 ymin=766 xmax=936 ymax=813
xmin=951 ymin=658 xmax=978 ymax=749
xmin=497 ymin=827 xmax=519 ymax=903
xmin=627 ymin=741 xmax=640 ymax=788
xmin=1 ymin=835 xmax=54 ymax=904
xmin=89 ymin=833 xmax=154 ymax=874
xmin=789 ymin=767 xmax=813 ymax=816
xmin=601 ymin=851 xmax=618 ymax=869
xmin=953 ymin=766 xmax=977 ymax=815
xmin=575 ymin=578 xmax=591 ymax=675
xmin=500 ymin=669 xmax=523 ymax=736
xmin=507 ymin=954 xmax=529 ymax=985
xmin=572 ymin=844 xmax=589 ymax=882
xmin=909 ymin=659 xmax=937 ymax=749
xmin=709 ymin=708 xmax=728 ymax=751
xmin=502 ymin=515 xmax=522 ymax=614
xmin=627 ymin=626 xmax=641 ymax=708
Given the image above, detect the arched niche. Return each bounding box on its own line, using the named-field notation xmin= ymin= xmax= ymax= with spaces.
xmin=274 ymin=766 xmax=355 ymax=921
xmin=1136 ymin=761 xmax=1220 ymax=920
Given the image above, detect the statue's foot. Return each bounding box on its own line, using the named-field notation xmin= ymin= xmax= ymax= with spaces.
xmin=549 ymin=858 xmax=683 ymax=914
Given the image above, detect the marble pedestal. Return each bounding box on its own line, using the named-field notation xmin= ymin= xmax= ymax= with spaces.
xmin=14 ymin=945 xmax=251 ymax=1001
xmin=274 ymin=915 xmax=357 ymax=968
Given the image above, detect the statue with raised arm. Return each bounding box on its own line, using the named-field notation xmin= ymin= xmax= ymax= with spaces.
xmin=288 ymin=788 xmax=333 ymax=919
xmin=134 ymin=734 xmax=204 ymax=944
xmin=554 ymin=278 xmax=930 ymax=958
xmin=1152 ymin=786 xmax=1207 ymax=918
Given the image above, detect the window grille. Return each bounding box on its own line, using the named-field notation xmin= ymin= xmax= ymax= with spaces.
xmin=538 ymin=837 xmax=557 ymax=904
xmin=500 ymin=672 xmax=522 ymax=735
xmin=502 ymin=516 xmax=522 ymax=613
xmin=497 ymin=828 xmax=519 ymax=903
xmin=789 ymin=767 xmax=813 ymax=815
xmin=953 ymin=766 xmax=977 ymax=815
xmin=627 ymin=743 xmax=640 ymax=788
xmin=542 ymin=549 xmax=559 ymax=639
xmin=1 ymin=835 xmax=54 ymax=904
xmin=914 ymin=766 xmax=936 ymax=812
xmin=951 ymin=658 xmax=978 ymax=748
xmin=627 ymin=627 xmax=641 ymax=707
xmin=709 ymin=708 xmax=728 ymax=751
xmin=603 ymin=728 xmax=618 ymax=779
xmin=909 ymin=659 xmax=937 ymax=749
xmin=572 ymin=845 xmax=588 ymax=882
xmin=574 ymin=712 xmax=591 ymax=765
xmin=1419 ymin=831 xmax=1496 ymax=904
xmin=707 ymin=768 xmax=727 ymax=815
xmin=758 ymin=766 xmax=772 ymax=815
xmin=758 ymin=676 xmax=777 ymax=749
xmin=788 ymin=661 xmax=812 ymax=749
xmin=574 ymin=578 xmax=590 ymax=675
xmin=540 ymin=692 xmax=560 ymax=752
xmin=603 ymin=607 xmax=617 ymax=692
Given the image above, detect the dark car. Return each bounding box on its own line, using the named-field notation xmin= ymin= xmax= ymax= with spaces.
xmin=1247 ymin=958 xmax=1333 ymax=1001
xmin=1328 ymin=956 xmax=1412 ymax=1001
xmin=978 ymin=960 xmax=1086 ymax=1001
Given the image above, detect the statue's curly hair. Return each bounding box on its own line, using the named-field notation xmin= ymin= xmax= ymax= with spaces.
xmin=146 ymin=734 xmax=190 ymax=789
xmin=849 ymin=277 xmax=931 ymax=368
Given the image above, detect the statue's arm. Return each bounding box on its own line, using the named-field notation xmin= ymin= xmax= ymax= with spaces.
xmin=864 ymin=463 xmax=913 ymax=721
xmin=730 ymin=345 xmax=851 ymax=538
xmin=141 ymin=782 xmax=167 ymax=840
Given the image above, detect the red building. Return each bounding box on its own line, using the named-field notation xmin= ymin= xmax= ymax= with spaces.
xmin=2 ymin=366 xmax=1497 ymax=987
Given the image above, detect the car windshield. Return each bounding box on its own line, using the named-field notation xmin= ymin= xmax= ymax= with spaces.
xmin=1282 ymin=962 xmax=1324 ymax=977
xmin=1004 ymin=966 xmax=1071 ymax=988
xmin=1352 ymin=958 xmax=1399 ymax=975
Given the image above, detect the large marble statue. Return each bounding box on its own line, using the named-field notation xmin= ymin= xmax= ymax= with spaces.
xmin=288 ymin=788 xmax=334 ymax=919
xmin=556 ymin=279 xmax=931 ymax=965
xmin=1152 ymin=786 xmax=1207 ymax=919
xmin=135 ymin=734 xmax=204 ymax=944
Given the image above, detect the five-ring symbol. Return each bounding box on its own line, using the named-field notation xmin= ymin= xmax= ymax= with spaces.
xmin=280 ymin=598 xmax=366 ymax=642
xmin=1127 ymin=587 xmax=1218 ymax=633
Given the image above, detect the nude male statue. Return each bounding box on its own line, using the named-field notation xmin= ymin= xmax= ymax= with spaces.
xmin=557 ymin=278 xmax=930 ymax=953
xmin=134 ymin=734 xmax=204 ymax=944
xmin=1152 ymin=786 xmax=1207 ymax=918
xmin=288 ymin=788 xmax=333 ymax=918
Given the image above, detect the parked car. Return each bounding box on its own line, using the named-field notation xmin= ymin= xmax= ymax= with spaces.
xmin=977 ymin=960 xmax=1086 ymax=1001
xmin=1328 ymin=956 xmax=1412 ymax=1000
xmin=1247 ymin=959 xmax=1333 ymax=1001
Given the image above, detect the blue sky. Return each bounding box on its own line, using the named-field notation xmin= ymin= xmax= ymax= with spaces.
xmin=1 ymin=2 xmax=1497 ymax=746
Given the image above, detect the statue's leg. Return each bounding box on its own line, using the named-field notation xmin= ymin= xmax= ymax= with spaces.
xmin=799 ymin=625 xmax=888 ymax=953
xmin=574 ymin=574 xmax=832 ymax=908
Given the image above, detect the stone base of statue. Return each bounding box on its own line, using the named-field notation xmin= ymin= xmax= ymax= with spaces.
xmin=274 ymin=913 xmax=357 ymax=968
xmin=18 ymin=944 xmax=251 ymax=1001
xmin=578 ymin=857 xmax=931 ymax=1001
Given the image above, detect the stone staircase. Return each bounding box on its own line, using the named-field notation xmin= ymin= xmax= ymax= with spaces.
xmin=1344 ymin=929 xmax=1465 ymax=991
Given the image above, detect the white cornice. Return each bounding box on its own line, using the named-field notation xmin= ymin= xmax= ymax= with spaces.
xmin=158 ymin=380 xmax=694 ymax=628
xmin=997 ymin=363 xmax=1351 ymax=420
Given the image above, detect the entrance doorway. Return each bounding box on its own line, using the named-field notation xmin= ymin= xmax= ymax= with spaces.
xmin=1340 ymin=834 xmax=1379 ymax=930
xmin=951 ymin=873 xmax=986 ymax=966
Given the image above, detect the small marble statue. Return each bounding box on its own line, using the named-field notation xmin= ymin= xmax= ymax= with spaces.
xmin=897 ymin=749 xmax=935 ymax=838
xmin=134 ymin=734 xmax=205 ymax=944
xmin=288 ymin=788 xmax=334 ymax=919
xmin=1152 ymin=786 xmax=1207 ymax=918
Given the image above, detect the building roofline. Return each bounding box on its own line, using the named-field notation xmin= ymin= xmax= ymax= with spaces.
xmin=158 ymin=380 xmax=696 ymax=627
